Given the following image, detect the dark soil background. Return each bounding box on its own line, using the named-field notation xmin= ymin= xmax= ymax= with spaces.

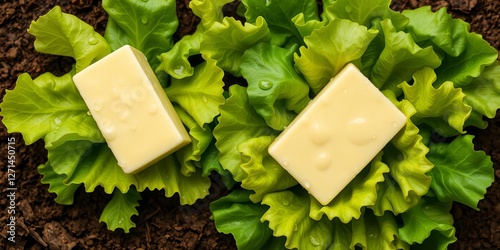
xmin=0 ymin=0 xmax=499 ymax=249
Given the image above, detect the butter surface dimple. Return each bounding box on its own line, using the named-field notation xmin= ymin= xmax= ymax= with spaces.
xmin=268 ymin=63 xmax=406 ymax=205
xmin=73 ymin=45 xmax=191 ymax=174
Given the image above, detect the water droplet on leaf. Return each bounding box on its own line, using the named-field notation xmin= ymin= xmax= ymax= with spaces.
xmin=258 ymin=81 xmax=273 ymax=90
xmin=345 ymin=5 xmax=352 ymax=13
xmin=141 ymin=16 xmax=148 ymax=24
xmin=309 ymin=235 xmax=321 ymax=247
xmin=54 ymin=117 xmax=62 ymax=125
xmin=87 ymin=36 xmax=98 ymax=45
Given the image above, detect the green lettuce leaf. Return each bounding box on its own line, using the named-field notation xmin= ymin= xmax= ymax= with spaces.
xmin=99 ymin=187 xmax=141 ymax=233
xmin=173 ymin=106 xmax=213 ymax=176
xmin=200 ymin=16 xmax=271 ymax=76
xmin=351 ymin=210 xmax=409 ymax=250
xmin=103 ymin=0 xmax=178 ymax=72
xmin=210 ymin=189 xmax=286 ymax=250
xmin=433 ymin=31 xmax=498 ymax=87
xmin=261 ymin=189 xmax=334 ymax=250
xmin=399 ymin=196 xmax=456 ymax=249
xmin=241 ymin=0 xmax=318 ymax=45
xmin=370 ymin=19 xmax=441 ymax=93
xmin=294 ymin=18 xmax=378 ymax=94
xmin=166 ymin=55 xmax=225 ymax=127
xmin=427 ymin=135 xmax=494 ymax=209
xmin=190 ymin=0 xmax=235 ymax=29
xmin=27 ymin=6 xmax=110 ymax=72
xmin=38 ymin=163 xmax=80 ymax=205
xmin=157 ymin=32 xmax=203 ymax=79
xmin=201 ymin=141 xmax=237 ymax=189
xmin=238 ymin=136 xmax=297 ymax=202
xmin=371 ymin=92 xmax=433 ymax=216
xmin=241 ymin=43 xmax=310 ymax=130
xmin=309 ymin=153 xmax=389 ymax=223
xmin=214 ymin=85 xmax=277 ymax=181
xmin=402 ymin=6 xmax=468 ymax=57
xmin=322 ymin=0 xmax=408 ymax=31
xmin=462 ymin=62 xmax=500 ymax=119
xmin=0 ymin=71 xmax=95 ymax=145
xmin=291 ymin=13 xmax=326 ymax=38
xmin=399 ymin=67 xmax=472 ymax=136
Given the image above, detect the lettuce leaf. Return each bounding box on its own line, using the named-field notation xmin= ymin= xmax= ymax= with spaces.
xmin=200 ymin=16 xmax=272 ymax=76
xmin=210 ymin=189 xmax=286 ymax=250
xmin=427 ymin=135 xmax=494 ymax=209
xmin=165 ymin=55 xmax=225 ymax=127
xmin=241 ymin=43 xmax=310 ymax=130
xmin=241 ymin=0 xmax=318 ymax=45
xmin=99 ymin=187 xmax=141 ymax=233
xmin=399 ymin=67 xmax=472 ymax=136
xmin=294 ymin=18 xmax=378 ymax=94
xmin=238 ymin=136 xmax=297 ymax=202
xmin=462 ymin=62 xmax=500 ymax=119
xmin=27 ymin=6 xmax=110 ymax=73
xmin=214 ymin=85 xmax=277 ymax=181
xmin=103 ymin=0 xmax=178 ymax=73
xmin=38 ymin=163 xmax=80 ymax=205
xmin=0 ymin=71 xmax=97 ymax=145
xmin=399 ymin=196 xmax=456 ymax=249
xmin=370 ymin=19 xmax=441 ymax=93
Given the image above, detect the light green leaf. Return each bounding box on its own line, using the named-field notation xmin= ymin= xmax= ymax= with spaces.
xmin=434 ymin=31 xmax=498 ymax=87
xmin=190 ymin=0 xmax=234 ymax=29
xmin=238 ymin=136 xmax=297 ymax=202
xmin=399 ymin=67 xmax=472 ymax=135
xmin=99 ymin=187 xmax=141 ymax=233
xmin=38 ymin=163 xmax=80 ymax=205
xmin=462 ymin=62 xmax=500 ymax=119
xmin=241 ymin=43 xmax=310 ymax=130
xmin=214 ymin=85 xmax=277 ymax=181
xmin=399 ymin=196 xmax=456 ymax=249
xmin=201 ymin=141 xmax=236 ymax=189
xmin=173 ymin=106 xmax=213 ymax=176
xmin=427 ymin=135 xmax=494 ymax=209
xmin=0 ymin=72 xmax=91 ymax=145
xmin=370 ymin=19 xmax=441 ymax=93
xmin=402 ymin=6 xmax=468 ymax=57
xmin=291 ymin=13 xmax=326 ymax=38
xmin=241 ymin=0 xmax=319 ymax=45
xmin=166 ymin=55 xmax=225 ymax=127
xmin=351 ymin=210 xmax=409 ymax=250
xmin=103 ymin=0 xmax=178 ymax=72
xmin=157 ymin=32 xmax=203 ymax=79
xmin=261 ymin=189 xmax=334 ymax=250
xmin=322 ymin=0 xmax=408 ymax=31
xmin=27 ymin=6 xmax=110 ymax=72
xmin=200 ymin=16 xmax=271 ymax=76
xmin=371 ymin=92 xmax=433 ymax=215
xmin=309 ymin=153 xmax=389 ymax=223
xmin=294 ymin=18 xmax=378 ymax=94
xmin=210 ymin=189 xmax=286 ymax=250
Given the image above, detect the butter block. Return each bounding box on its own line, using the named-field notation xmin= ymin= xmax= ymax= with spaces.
xmin=73 ymin=45 xmax=191 ymax=174
xmin=268 ymin=63 xmax=406 ymax=205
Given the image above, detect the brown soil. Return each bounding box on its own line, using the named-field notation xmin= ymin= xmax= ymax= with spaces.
xmin=0 ymin=0 xmax=499 ymax=249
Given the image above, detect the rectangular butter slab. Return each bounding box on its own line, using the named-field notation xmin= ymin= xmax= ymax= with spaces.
xmin=268 ymin=63 xmax=406 ymax=205
xmin=73 ymin=45 xmax=191 ymax=174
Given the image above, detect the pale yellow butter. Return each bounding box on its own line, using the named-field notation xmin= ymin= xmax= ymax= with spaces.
xmin=268 ymin=63 xmax=406 ymax=205
xmin=73 ymin=45 xmax=191 ymax=174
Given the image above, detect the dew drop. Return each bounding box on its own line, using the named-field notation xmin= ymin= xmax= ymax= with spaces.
xmin=309 ymin=235 xmax=321 ymax=247
xmin=93 ymin=101 xmax=103 ymax=112
xmin=282 ymin=160 xmax=289 ymax=167
xmin=281 ymin=199 xmax=290 ymax=206
xmin=392 ymin=121 xmax=400 ymax=128
xmin=54 ymin=117 xmax=62 ymax=126
xmin=258 ymin=81 xmax=273 ymax=90
xmin=87 ymin=36 xmax=98 ymax=45
xmin=202 ymin=95 xmax=208 ymax=103
xmin=303 ymin=181 xmax=311 ymax=189
xmin=101 ymin=120 xmax=116 ymax=140
xmin=118 ymin=218 xmax=123 ymax=224
xmin=141 ymin=16 xmax=148 ymax=24
xmin=293 ymin=224 xmax=298 ymax=232
xmin=131 ymin=86 xmax=146 ymax=102
xmin=119 ymin=111 xmax=130 ymax=121
xmin=315 ymin=152 xmax=331 ymax=171
xmin=174 ymin=65 xmax=184 ymax=75
xmin=86 ymin=111 xmax=92 ymax=116
xmin=345 ymin=5 xmax=352 ymax=13
xmin=265 ymin=0 xmax=272 ymax=6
